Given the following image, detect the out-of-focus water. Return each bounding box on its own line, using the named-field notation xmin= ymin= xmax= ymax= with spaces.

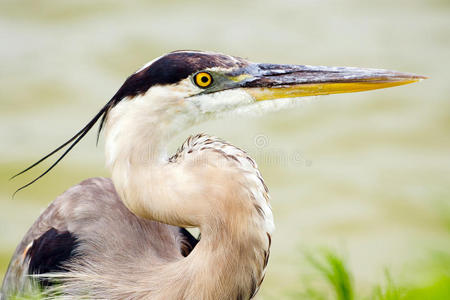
xmin=1 ymin=0 xmax=449 ymax=298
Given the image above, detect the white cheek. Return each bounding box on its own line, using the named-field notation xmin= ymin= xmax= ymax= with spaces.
xmin=188 ymin=89 xmax=255 ymax=114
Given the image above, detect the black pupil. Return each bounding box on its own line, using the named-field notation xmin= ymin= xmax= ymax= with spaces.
xmin=201 ymin=75 xmax=209 ymax=83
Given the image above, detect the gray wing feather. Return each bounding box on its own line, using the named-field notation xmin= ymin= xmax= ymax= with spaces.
xmin=1 ymin=177 xmax=193 ymax=297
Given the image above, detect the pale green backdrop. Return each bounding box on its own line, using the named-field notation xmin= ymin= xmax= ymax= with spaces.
xmin=1 ymin=0 xmax=449 ymax=298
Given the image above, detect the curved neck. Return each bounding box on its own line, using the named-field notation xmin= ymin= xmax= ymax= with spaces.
xmin=104 ymin=98 xmax=273 ymax=299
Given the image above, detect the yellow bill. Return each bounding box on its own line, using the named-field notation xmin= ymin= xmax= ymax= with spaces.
xmin=234 ymin=63 xmax=426 ymax=101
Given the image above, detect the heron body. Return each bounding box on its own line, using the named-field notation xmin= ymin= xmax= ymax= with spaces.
xmin=1 ymin=51 xmax=423 ymax=299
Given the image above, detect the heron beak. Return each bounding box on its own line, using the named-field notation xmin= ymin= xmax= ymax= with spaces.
xmin=235 ymin=63 xmax=426 ymax=101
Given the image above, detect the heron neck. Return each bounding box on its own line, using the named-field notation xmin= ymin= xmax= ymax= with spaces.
xmin=104 ymin=98 xmax=272 ymax=299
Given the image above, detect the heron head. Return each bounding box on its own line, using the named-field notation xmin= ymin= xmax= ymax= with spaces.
xmin=105 ymin=50 xmax=425 ymax=134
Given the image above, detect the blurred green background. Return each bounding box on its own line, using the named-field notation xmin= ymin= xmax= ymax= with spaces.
xmin=1 ymin=0 xmax=449 ymax=299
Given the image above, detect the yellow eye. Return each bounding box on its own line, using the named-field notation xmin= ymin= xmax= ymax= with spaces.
xmin=194 ymin=72 xmax=213 ymax=88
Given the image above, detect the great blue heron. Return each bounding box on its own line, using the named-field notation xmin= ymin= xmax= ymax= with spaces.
xmin=1 ymin=50 xmax=424 ymax=299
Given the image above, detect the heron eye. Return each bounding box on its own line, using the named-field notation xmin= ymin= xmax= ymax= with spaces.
xmin=194 ymin=72 xmax=213 ymax=88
